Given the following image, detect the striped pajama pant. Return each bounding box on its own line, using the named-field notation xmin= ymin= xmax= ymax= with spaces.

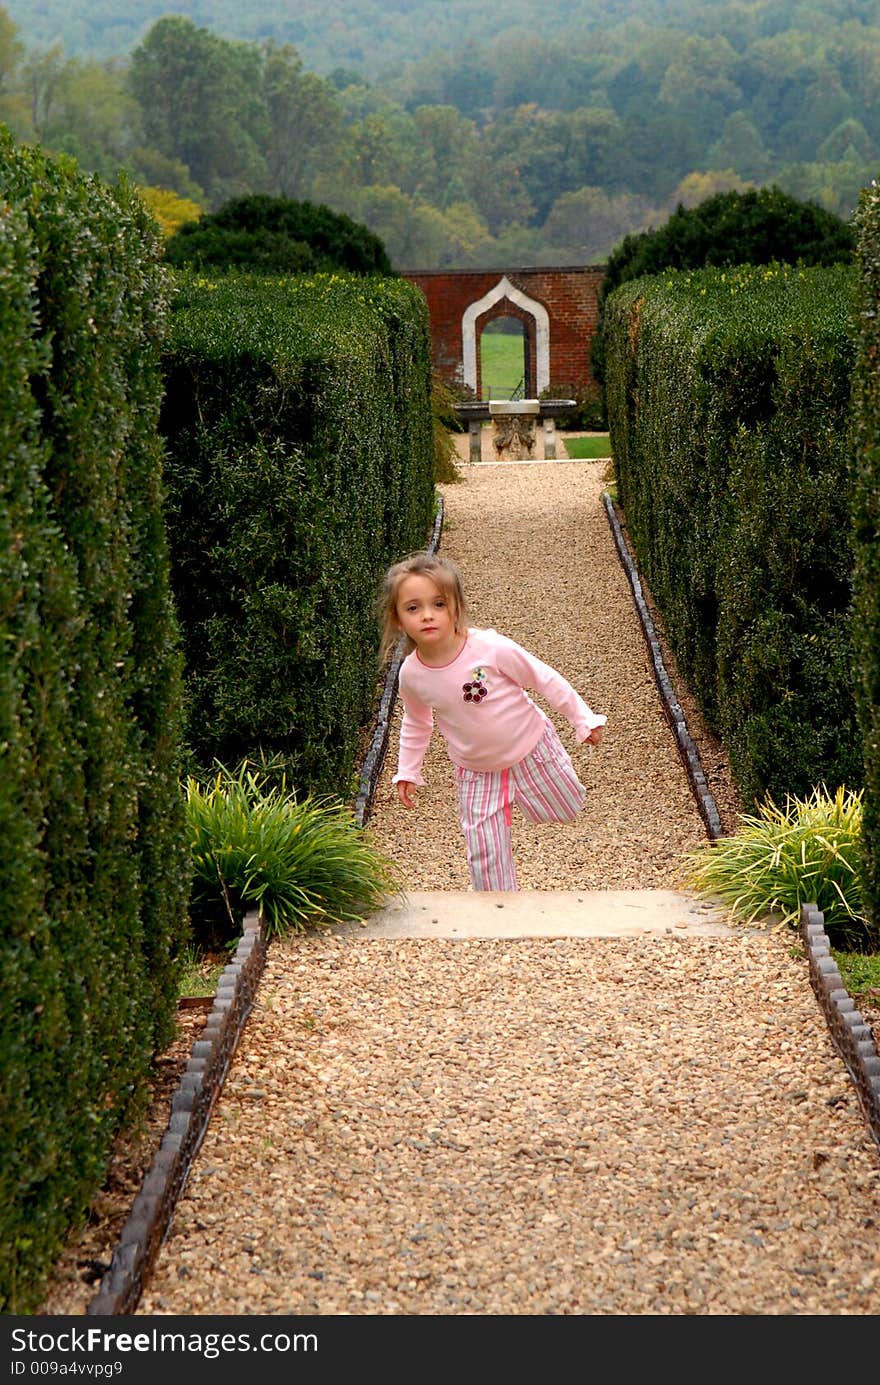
xmin=454 ymin=720 xmax=586 ymax=891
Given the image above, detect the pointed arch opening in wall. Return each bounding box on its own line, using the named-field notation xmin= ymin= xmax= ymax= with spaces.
xmin=462 ymin=276 xmax=550 ymax=398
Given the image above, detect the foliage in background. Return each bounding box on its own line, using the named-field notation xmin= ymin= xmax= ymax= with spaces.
xmin=164 ymin=193 xmax=392 ymax=276
xmin=432 ymin=373 xmax=463 ymax=483
xmin=2 ymin=5 xmax=880 ymax=268
xmin=604 ymin=261 xmax=860 ymax=810
xmin=683 ymin=786 xmax=873 ymax=952
xmin=851 ymin=178 xmax=880 ymax=941
xmin=591 ymin=186 xmax=855 ymax=392
xmin=539 ymin=381 xmax=607 ymax=431
xmin=186 ymin=763 xmax=399 ymax=947
xmin=137 ymin=185 xmax=203 ymax=238
xmin=0 ymin=131 xmax=189 ymax=1312
xmin=161 ymin=268 xmax=435 ymax=798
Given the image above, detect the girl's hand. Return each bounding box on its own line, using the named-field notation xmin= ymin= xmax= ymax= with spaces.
xmin=586 ymin=725 xmax=604 ymax=747
xmin=397 ymin=780 xmax=418 ymax=808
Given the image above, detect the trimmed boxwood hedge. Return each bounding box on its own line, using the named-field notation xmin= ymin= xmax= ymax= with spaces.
xmin=852 ymin=182 xmax=880 ymax=943
xmin=604 ymin=261 xmax=861 ymax=812
xmin=161 ymin=269 xmax=435 ymax=797
xmin=0 ymin=130 xmax=189 ymax=1312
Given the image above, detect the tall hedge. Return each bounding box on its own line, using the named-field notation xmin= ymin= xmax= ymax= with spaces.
xmin=852 ymin=181 xmax=880 ymax=940
xmin=0 ymin=130 xmax=189 ymax=1312
xmin=161 ymin=269 xmax=435 ymax=796
xmin=605 ymin=262 xmax=860 ymax=810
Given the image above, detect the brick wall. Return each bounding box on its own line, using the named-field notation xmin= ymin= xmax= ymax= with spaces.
xmin=402 ymin=265 xmax=606 ymax=397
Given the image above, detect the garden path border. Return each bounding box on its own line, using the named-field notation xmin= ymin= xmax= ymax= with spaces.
xmin=801 ymin=903 xmax=880 ymax=1155
xmin=601 ymin=491 xmax=724 ymax=840
xmin=354 ymin=499 xmax=444 ymax=828
xmin=86 ymin=910 xmax=267 ymax=1315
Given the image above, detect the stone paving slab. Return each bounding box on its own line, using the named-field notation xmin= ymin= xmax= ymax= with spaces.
xmin=332 ymin=888 xmax=770 ymax=940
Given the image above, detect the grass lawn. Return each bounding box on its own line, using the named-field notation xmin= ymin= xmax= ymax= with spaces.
xmin=480 ymin=330 xmax=525 ymax=398
xmin=178 ymin=945 xmax=225 ymax=997
xmin=562 ymin=434 xmax=612 ymax=458
xmin=836 ymin=949 xmax=880 ymax=1000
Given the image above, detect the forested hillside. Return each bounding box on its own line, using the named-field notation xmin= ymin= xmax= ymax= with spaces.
xmin=5 ymin=0 xmax=877 ymax=79
xmin=1 ymin=0 xmax=877 ymax=269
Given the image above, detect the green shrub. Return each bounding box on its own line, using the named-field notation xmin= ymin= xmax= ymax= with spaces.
xmin=592 ymin=185 xmax=855 ymax=393
xmin=164 ymin=193 xmax=393 ymax=276
xmin=540 ymin=381 xmax=606 ymax=431
xmin=851 ymin=179 xmax=880 ymax=939
xmin=0 ymin=130 xmax=189 ymax=1312
xmin=161 ymin=269 xmax=435 ymax=798
xmin=186 ymin=762 xmax=399 ymax=946
xmin=432 ymin=373 xmax=463 ymax=483
xmin=604 ymin=261 xmax=859 ymax=808
xmin=683 ymin=785 xmax=873 ymax=951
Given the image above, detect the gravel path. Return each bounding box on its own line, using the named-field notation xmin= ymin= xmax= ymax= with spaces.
xmin=367 ymin=459 xmax=718 ymax=890
xmin=130 ymin=459 xmax=880 ymax=1317
xmin=138 ymin=933 xmax=880 ymax=1316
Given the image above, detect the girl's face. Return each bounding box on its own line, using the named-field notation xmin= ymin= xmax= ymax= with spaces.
xmin=395 ymin=573 xmax=459 ymax=659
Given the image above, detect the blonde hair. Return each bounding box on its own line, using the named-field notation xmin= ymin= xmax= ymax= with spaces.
xmin=377 ymin=552 xmax=468 ymax=664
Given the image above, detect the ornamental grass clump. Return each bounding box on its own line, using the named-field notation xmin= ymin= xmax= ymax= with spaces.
xmin=186 ymin=762 xmax=399 ymax=945
xmin=682 ymin=785 xmax=868 ymax=949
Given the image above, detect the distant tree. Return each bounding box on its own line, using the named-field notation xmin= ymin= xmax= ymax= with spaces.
xmin=464 ymin=147 xmax=536 ymax=235
xmin=261 ymin=40 xmax=346 ymax=200
xmin=590 ymin=184 xmax=856 ymax=398
xmin=778 ymin=80 xmax=854 ymax=165
xmin=657 ymin=34 xmax=742 ymax=146
xmin=411 ymin=104 xmax=479 ymax=207
xmin=491 ymin=221 xmax=543 ymax=265
xmin=18 ymin=42 xmax=65 ymax=141
xmin=482 ymin=106 xmax=634 ymax=223
xmin=0 ymin=4 xmax=20 ymax=78
xmin=164 ymin=193 xmax=392 ymax=275
xmin=489 ymin=32 xmax=569 ymax=112
xmin=330 ymin=182 xmax=451 ymax=268
xmin=817 ymin=117 xmax=874 ymax=164
xmin=543 ymin=185 xmax=656 ymax=264
xmin=126 ymin=146 xmax=205 ymax=204
xmin=137 ymin=185 xmax=203 ymax=239
xmin=345 ymin=105 xmax=424 ymax=193
xmin=670 ymin=169 xmax=752 ymax=208
xmin=328 ymin=67 xmax=366 ymax=92
xmin=436 ymin=200 xmax=494 ymax=268
xmin=28 ymin=54 xmax=141 ymax=182
xmin=618 ymin=108 xmax=707 ymax=202
xmin=774 ymin=160 xmax=879 ymax=223
xmin=128 ymin=16 xmax=268 ymax=208
xmin=0 ymin=5 xmax=26 ymax=131
xmin=708 ymin=112 xmax=771 ymax=182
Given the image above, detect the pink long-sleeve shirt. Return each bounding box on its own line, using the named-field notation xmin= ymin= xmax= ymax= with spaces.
xmin=392 ymin=627 xmax=606 ymax=786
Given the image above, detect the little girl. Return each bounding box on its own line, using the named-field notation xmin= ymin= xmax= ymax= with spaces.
xmin=378 ymin=552 xmax=606 ymax=891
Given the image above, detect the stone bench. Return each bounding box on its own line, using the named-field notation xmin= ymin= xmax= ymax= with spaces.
xmin=452 ymin=398 xmax=578 ymax=463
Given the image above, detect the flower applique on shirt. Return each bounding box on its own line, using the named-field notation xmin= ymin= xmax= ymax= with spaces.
xmin=462 ymin=665 xmax=489 ymax=704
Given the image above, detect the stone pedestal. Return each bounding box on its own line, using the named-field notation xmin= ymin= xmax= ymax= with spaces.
xmin=543 ymin=416 xmax=558 ymax=460
xmin=467 ymin=419 xmax=482 ymax=465
xmin=489 ymin=399 xmax=540 ymax=461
